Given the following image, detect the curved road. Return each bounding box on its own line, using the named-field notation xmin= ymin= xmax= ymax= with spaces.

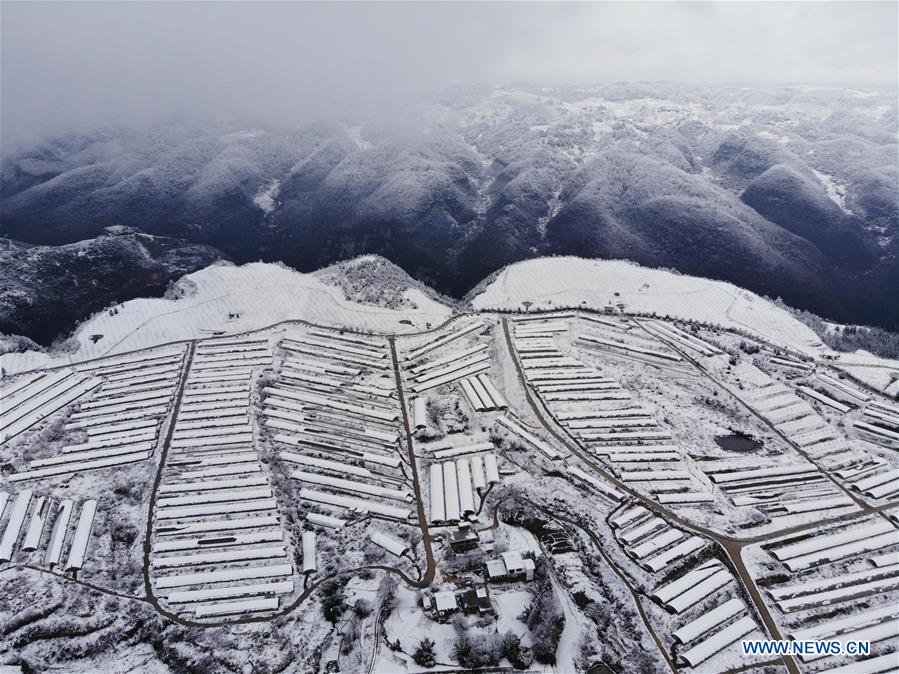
xmin=141 ymin=340 xmax=195 ymax=624
xmin=502 ymin=496 xmax=679 ymax=674
xmin=499 ymin=318 xmax=800 ymax=674
xmin=503 ymin=311 xmax=899 ymax=673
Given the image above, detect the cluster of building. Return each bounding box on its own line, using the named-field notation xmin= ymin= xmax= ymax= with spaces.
xmin=425 ymin=550 xmax=537 ymax=622
xmin=458 ymin=374 xmax=507 ymax=413
xmin=759 ymin=512 xmax=899 ymax=670
xmin=149 ymin=336 xmax=297 ymax=620
xmin=855 ymin=401 xmax=899 ymax=449
xmin=764 ymin=515 xmax=899 ymax=573
xmin=0 ymin=344 xmax=197 ymax=575
xmin=427 ymin=584 xmax=494 ymax=621
xmin=1 ymin=368 xmax=101 ymax=446
xmin=639 ymin=319 xmax=725 ymax=359
xmin=610 ymin=502 xmax=707 ymax=573
xmin=645 ymin=557 xmax=762 ymax=668
xmin=265 ymin=328 xmax=412 ymax=522
xmin=428 ymin=454 xmax=499 ymax=524
xmin=700 ymin=457 xmax=857 ymax=520
xmin=403 ymin=318 xmax=488 ymax=394
xmin=724 ymin=362 xmax=899 ymax=509
xmin=577 ymin=317 xmax=685 ymax=365
xmin=4 ymin=345 xmax=188 ymax=481
xmin=0 ymin=491 xmax=96 ymax=571
xmin=512 ymin=314 xmax=710 ymax=502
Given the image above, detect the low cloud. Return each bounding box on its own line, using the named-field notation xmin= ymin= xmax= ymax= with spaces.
xmin=2 ymin=1 xmax=896 ymax=146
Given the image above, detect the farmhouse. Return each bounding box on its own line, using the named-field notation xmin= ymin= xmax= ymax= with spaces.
xmin=485 ymin=551 xmax=535 ymax=582
xmin=448 ymin=524 xmax=479 ymax=553
xmin=429 ymin=590 xmax=459 ymax=620
xmin=460 ymin=585 xmax=494 ymax=615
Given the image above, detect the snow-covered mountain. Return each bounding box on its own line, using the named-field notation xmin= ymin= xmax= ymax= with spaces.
xmin=2 ymin=84 xmax=896 ymax=339
xmin=0 ymin=257 xmax=455 ymax=373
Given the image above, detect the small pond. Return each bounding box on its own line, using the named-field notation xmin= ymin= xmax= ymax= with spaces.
xmin=714 ymin=432 xmax=762 ymax=453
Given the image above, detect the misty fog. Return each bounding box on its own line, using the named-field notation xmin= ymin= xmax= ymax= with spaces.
xmin=2 ymin=1 xmax=896 ymax=149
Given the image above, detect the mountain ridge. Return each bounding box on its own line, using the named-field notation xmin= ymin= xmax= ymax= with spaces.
xmin=2 ymin=84 xmax=896 ymax=332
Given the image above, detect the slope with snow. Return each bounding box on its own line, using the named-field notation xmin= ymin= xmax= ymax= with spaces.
xmin=2 ymin=254 xmax=897 ymax=674
xmin=470 ymin=257 xmax=825 ymax=355
xmin=2 ymin=260 xmax=453 ymax=374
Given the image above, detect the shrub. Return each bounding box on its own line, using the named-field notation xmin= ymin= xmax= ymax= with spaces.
xmin=320 ymin=581 xmax=346 ymax=623
xmin=501 ymin=631 xmax=534 ymax=670
xmin=353 ymin=599 xmax=373 ymax=618
xmin=525 ymin=561 xmax=566 ymax=664
xmin=412 ymin=637 xmax=437 ymax=668
xmin=377 ymin=575 xmax=399 ymax=619
xmin=452 ymin=632 xmax=501 ymax=669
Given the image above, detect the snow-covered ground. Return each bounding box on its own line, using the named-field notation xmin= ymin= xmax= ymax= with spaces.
xmin=831 ymin=350 xmax=899 ymax=394
xmin=252 ymin=179 xmax=281 ymax=213
xmin=7 ymin=256 xmax=897 ymax=380
xmin=812 ymin=168 xmax=853 ymax=215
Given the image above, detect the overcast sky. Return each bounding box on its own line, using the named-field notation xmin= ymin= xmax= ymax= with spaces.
xmin=2 ymin=1 xmax=896 ymax=145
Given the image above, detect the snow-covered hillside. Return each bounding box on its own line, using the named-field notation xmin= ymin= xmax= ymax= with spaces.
xmin=5 ymin=256 xmax=897 ymax=387
xmin=470 ymin=257 xmax=825 ymax=354
xmin=312 ymin=255 xmax=455 ymax=314
xmin=2 ymin=260 xmax=453 ymax=374
xmin=3 ymin=255 xmax=898 ymax=673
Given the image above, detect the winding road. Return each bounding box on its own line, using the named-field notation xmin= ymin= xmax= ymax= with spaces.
xmin=499 ymin=318 xmax=802 ymax=674
xmin=500 ymin=312 xmax=899 ymax=673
